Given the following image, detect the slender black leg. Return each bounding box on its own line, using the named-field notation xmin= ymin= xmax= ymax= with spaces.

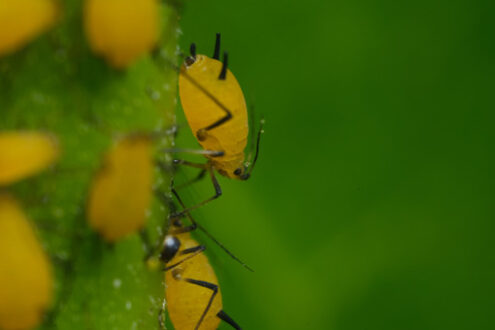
xmin=164 ymin=245 xmax=205 ymax=271
xmin=162 ymin=148 xmax=224 ymax=157
xmin=145 ymin=189 xmax=198 ymax=261
xmin=173 ymin=159 xmax=208 ymax=170
xmin=183 ymin=278 xmax=219 ymax=330
xmin=176 ymin=69 xmax=233 ymax=139
xmin=217 ymin=310 xmax=242 ymax=330
xmin=171 ymin=165 xmax=222 ymax=219
xmin=152 ymin=47 xmax=233 ymax=137
xmin=174 ymin=168 xmax=207 ymax=190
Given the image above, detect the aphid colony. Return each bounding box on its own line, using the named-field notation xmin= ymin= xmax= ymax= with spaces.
xmin=1 ymin=1 xmax=261 ymax=329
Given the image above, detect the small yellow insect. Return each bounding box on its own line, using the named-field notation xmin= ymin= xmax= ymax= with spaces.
xmin=0 ymin=0 xmax=57 ymax=56
xmin=173 ymin=34 xmax=264 ymax=216
xmin=0 ymin=131 xmax=59 ymax=186
xmin=84 ymin=0 xmax=160 ymax=68
xmin=87 ymin=135 xmax=153 ymax=242
xmin=0 ymin=193 xmax=53 ymax=330
xmin=160 ymin=218 xmax=241 ymax=330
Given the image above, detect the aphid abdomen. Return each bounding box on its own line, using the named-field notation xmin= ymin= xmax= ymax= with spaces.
xmin=179 ymin=55 xmax=249 ymax=157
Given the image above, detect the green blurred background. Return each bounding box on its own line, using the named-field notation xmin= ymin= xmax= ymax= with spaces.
xmin=173 ymin=1 xmax=494 ymax=329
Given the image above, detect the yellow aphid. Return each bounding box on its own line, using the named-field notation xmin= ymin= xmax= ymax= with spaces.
xmin=0 ymin=193 xmax=53 ymax=330
xmin=171 ymin=34 xmax=264 ymax=218
xmin=0 ymin=0 xmax=57 ymax=56
xmin=84 ymin=0 xmax=160 ymax=68
xmin=161 ymin=220 xmax=241 ymax=330
xmin=179 ymin=45 xmax=249 ymax=179
xmin=0 ymin=131 xmax=59 ymax=185
xmin=88 ymin=135 xmax=153 ymax=242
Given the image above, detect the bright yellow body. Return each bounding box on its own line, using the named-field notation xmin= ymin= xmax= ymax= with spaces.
xmin=88 ymin=135 xmax=153 ymax=242
xmin=0 ymin=0 xmax=57 ymax=56
xmin=0 ymin=193 xmax=53 ymax=330
xmin=84 ymin=0 xmax=159 ymax=68
xmin=0 ymin=131 xmax=59 ymax=185
xmin=166 ymin=233 xmax=223 ymax=330
xmin=179 ymin=55 xmax=248 ymax=178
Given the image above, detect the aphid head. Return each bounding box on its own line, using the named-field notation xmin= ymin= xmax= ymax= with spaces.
xmin=232 ymin=167 xmax=250 ymax=180
xmin=159 ymin=235 xmax=181 ymax=263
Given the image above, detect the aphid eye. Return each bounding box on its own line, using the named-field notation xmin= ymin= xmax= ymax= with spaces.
xmin=160 ymin=236 xmax=181 ymax=263
xmin=185 ymin=56 xmax=195 ymax=66
xmin=233 ymin=168 xmax=242 ymax=176
xmin=172 ymin=218 xmax=183 ymax=227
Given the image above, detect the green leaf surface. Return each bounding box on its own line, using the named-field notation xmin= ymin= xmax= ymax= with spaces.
xmin=1 ymin=1 xmax=180 ymax=329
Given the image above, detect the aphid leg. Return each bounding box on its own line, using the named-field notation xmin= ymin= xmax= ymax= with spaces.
xmin=173 ymin=188 xmax=254 ymax=272
xmin=241 ymin=118 xmax=265 ymax=180
xmin=143 ymin=189 xmax=195 ymax=260
xmin=198 ymin=105 xmax=232 ymax=137
xmin=163 ymin=148 xmax=224 ymax=157
xmin=153 ymin=46 xmax=234 ymax=136
xmin=172 ymin=159 xmax=208 ymax=169
xmin=171 ymin=165 xmax=222 ymax=219
xmin=164 ymin=245 xmax=206 ymax=271
xmin=174 ymin=169 xmax=207 ymax=190
xmin=183 ymin=278 xmax=219 ymax=330
xmin=217 ymin=310 xmax=242 ymax=330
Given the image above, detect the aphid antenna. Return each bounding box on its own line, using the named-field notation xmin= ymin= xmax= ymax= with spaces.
xmin=213 ymin=33 xmax=221 ymax=60
xmin=218 ymin=51 xmax=228 ymax=80
xmin=171 ymin=188 xmax=254 ymax=272
xmin=245 ymin=102 xmax=258 ymax=164
xmin=242 ymin=117 xmax=265 ymax=180
xmin=196 ymin=222 xmax=254 ymax=272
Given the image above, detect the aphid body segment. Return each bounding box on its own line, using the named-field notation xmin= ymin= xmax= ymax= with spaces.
xmin=165 ymin=231 xmax=223 ymax=330
xmin=179 ymin=53 xmax=249 ymax=179
xmin=0 ymin=131 xmax=59 ymax=185
xmin=0 ymin=0 xmax=57 ymax=55
xmin=87 ymin=135 xmax=153 ymax=242
xmin=161 ymin=217 xmax=241 ymax=330
xmin=0 ymin=193 xmax=53 ymax=330
xmin=84 ymin=0 xmax=160 ymax=68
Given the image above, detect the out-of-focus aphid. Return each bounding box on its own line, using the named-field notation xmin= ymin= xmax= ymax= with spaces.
xmin=87 ymin=135 xmax=153 ymax=242
xmin=0 ymin=131 xmax=59 ymax=185
xmin=171 ymin=34 xmax=264 ymax=218
xmin=0 ymin=0 xmax=57 ymax=56
xmin=84 ymin=0 xmax=160 ymax=68
xmin=0 ymin=193 xmax=53 ymax=330
xmin=161 ymin=218 xmax=241 ymax=330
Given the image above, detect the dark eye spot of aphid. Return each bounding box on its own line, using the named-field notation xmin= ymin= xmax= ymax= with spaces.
xmin=234 ymin=168 xmax=242 ymax=176
xmin=185 ymin=56 xmax=196 ymax=66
